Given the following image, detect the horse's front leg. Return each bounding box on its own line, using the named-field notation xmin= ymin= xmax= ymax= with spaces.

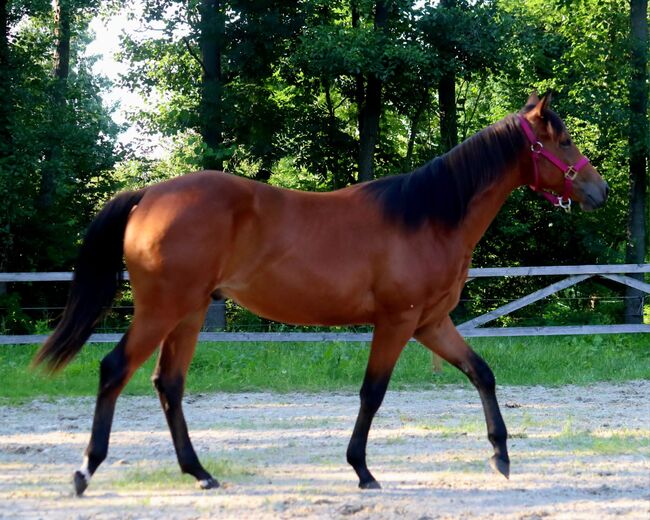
xmin=347 ymin=317 xmax=415 ymax=489
xmin=415 ymin=316 xmax=510 ymax=478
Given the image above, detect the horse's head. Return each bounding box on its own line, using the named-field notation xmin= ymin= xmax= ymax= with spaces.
xmin=519 ymin=92 xmax=608 ymax=211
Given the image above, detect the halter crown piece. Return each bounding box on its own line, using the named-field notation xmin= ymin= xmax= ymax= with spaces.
xmin=517 ymin=114 xmax=591 ymax=212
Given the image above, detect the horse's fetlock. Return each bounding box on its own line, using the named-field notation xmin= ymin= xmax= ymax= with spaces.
xmin=346 ymin=443 xmax=364 ymax=468
xmin=85 ymin=448 xmax=107 ymax=472
xmin=488 ymin=428 xmax=508 ymax=446
xmin=179 ymin=462 xmax=195 ymax=475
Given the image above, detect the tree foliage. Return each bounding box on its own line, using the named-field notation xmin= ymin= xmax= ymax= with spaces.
xmin=0 ymin=0 xmax=647 ymax=332
xmin=1 ymin=0 xmax=119 ymax=272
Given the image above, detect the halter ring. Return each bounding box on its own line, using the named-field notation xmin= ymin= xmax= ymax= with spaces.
xmin=531 ymin=141 xmax=544 ymax=153
xmin=557 ymin=197 xmax=572 ymax=212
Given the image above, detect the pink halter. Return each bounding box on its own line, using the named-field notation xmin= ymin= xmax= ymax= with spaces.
xmin=518 ymin=114 xmax=590 ymax=212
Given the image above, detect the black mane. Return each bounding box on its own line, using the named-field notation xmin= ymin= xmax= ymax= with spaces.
xmin=364 ymin=114 xmax=526 ymax=229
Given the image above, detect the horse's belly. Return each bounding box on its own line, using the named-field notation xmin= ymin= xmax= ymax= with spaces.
xmin=222 ymin=284 xmax=374 ymax=327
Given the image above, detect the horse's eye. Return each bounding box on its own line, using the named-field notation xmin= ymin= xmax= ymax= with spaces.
xmin=560 ymin=139 xmax=572 ymax=148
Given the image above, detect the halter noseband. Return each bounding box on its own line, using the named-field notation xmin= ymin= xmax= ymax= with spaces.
xmin=518 ymin=114 xmax=590 ymax=212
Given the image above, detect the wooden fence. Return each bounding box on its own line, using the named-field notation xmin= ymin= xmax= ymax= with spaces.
xmin=1 ymin=264 xmax=648 ymax=345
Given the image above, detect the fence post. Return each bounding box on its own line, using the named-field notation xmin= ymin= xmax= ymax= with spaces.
xmin=203 ymin=298 xmax=226 ymax=331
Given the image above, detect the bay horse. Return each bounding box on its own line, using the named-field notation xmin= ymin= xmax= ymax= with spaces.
xmin=34 ymin=93 xmax=608 ymax=495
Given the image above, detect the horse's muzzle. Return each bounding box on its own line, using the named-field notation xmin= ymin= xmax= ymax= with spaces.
xmin=579 ymin=181 xmax=609 ymax=211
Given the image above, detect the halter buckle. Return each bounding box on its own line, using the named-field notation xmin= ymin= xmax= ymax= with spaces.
xmin=557 ymin=197 xmax=572 ymax=212
xmin=564 ymin=166 xmax=578 ymax=181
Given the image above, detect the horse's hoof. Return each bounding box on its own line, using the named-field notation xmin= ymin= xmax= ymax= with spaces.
xmin=73 ymin=470 xmax=89 ymax=496
xmin=359 ymin=479 xmax=381 ymax=490
xmin=197 ymin=477 xmax=220 ymax=490
xmin=489 ymin=455 xmax=510 ymax=479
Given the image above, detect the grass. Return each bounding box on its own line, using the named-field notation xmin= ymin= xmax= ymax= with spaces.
xmin=111 ymin=458 xmax=256 ymax=490
xmin=548 ymin=419 xmax=650 ymax=455
xmin=0 ymin=334 xmax=648 ymax=404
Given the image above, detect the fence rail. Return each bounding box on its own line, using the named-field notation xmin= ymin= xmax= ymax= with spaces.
xmin=1 ymin=264 xmax=648 ymax=345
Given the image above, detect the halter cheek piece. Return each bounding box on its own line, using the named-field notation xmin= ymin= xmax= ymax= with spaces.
xmin=518 ymin=114 xmax=591 ymax=212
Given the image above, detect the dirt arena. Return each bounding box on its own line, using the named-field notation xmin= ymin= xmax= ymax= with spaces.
xmin=1 ymin=381 xmax=648 ymax=519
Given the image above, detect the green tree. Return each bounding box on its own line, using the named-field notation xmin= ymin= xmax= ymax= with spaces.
xmin=1 ymin=0 xmax=119 ymax=271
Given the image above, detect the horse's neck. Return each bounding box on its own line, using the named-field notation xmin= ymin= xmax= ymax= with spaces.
xmin=459 ymin=164 xmax=524 ymax=251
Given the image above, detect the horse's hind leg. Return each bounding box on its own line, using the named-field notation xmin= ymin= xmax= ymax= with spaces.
xmin=347 ymin=319 xmax=414 ymax=489
xmin=415 ymin=317 xmax=509 ymax=478
xmin=74 ymin=319 xmax=170 ymax=496
xmin=151 ymin=303 xmax=218 ymax=489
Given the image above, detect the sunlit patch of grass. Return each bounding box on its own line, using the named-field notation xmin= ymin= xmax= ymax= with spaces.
xmin=547 ymin=420 xmax=650 ymax=455
xmin=1 ymin=334 xmax=648 ymax=402
xmin=411 ymin=418 xmax=485 ymax=437
xmin=382 ymin=434 xmax=408 ymax=446
xmin=220 ymin=417 xmax=342 ymax=431
xmin=112 ymin=458 xmax=257 ymax=490
xmin=430 ymin=454 xmax=490 ymax=474
xmin=506 ymin=411 xmax=562 ymax=439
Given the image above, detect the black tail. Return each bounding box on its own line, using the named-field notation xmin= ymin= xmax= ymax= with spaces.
xmin=33 ymin=189 xmax=147 ymax=372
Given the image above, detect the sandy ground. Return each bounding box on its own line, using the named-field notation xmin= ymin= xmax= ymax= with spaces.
xmin=0 ymin=381 xmax=649 ymax=519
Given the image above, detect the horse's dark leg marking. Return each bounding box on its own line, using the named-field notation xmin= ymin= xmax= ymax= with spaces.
xmin=74 ymin=322 xmax=168 ymax=496
xmin=74 ymin=334 xmax=130 ymax=496
xmin=346 ymin=320 xmax=413 ymax=489
xmin=151 ymin=371 xmax=217 ymax=489
xmin=416 ymin=317 xmax=509 ymax=478
xmin=461 ymin=350 xmax=509 ymax=477
xmin=152 ymin=306 xmax=218 ymax=489
xmin=347 ymin=374 xmax=391 ymax=489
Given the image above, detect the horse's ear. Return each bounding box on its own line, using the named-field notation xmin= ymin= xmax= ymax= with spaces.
xmin=525 ymin=91 xmax=540 ymax=107
xmin=539 ymin=91 xmax=553 ymax=111
xmin=528 ymin=92 xmax=553 ymax=119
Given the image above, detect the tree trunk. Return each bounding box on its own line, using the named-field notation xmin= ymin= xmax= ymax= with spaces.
xmin=437 ymin=0 xmax=458 ymax=154
xmin=351 ymin=1 xmax=365 ymax=136
xmin=356 ymin=1 xmax=388 ymax=183
xmin=438 ymin=73 xmax=457 ymax=153
xmin=434 ymin=0 xmax=458 ymax=372
xmin=625 ymin=0 xmax=648 ymax=323
xmin=0 ymin=0 xmax=11 ymax=160
xmin=199 ymin=0 xmax=224 ymax=172
xmin=405 ymin=94 xmax=427 ymax=171
xmin=198 ymin=0 xmax=226 ymax=328
xmin=0 ymin=0 xmax=11 ymax=273
xmin=358 ymin=74 xmax=382 ymax=182
xmin=38 ymin=0 xmax=71 ymax=210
